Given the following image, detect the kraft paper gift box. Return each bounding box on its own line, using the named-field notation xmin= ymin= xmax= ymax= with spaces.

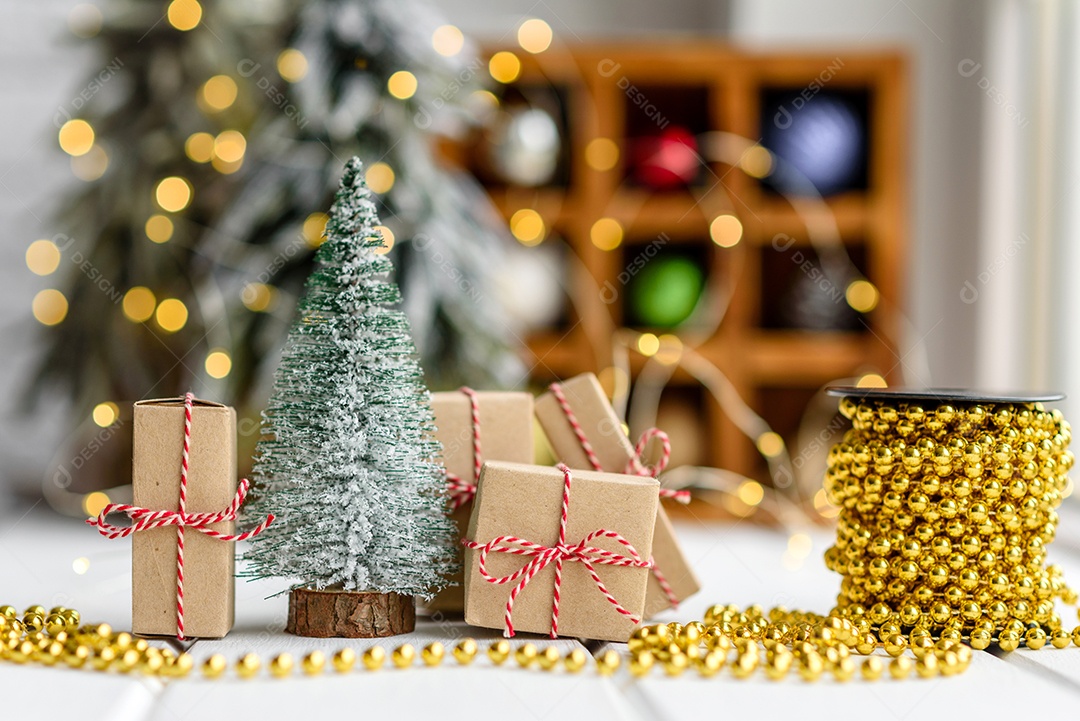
xmin=131 ymin=398 xmax=238 ymax=638
xmin=535 ymin=372 xmax=701 ymax=614
xmin=427 ymin=390 xmax=534 ymax=613
xmin=463 ymin=461 xmax=658 ymax=642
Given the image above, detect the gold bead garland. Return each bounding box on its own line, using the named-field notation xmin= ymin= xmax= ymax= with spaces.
xmin=4 ymin=601 xmax=1080 ymax=682
xmin=825 ymin=398 xmax=1077 ymax=645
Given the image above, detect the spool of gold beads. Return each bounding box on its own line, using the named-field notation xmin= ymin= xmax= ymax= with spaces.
xmin=823 ymin=387 xmax=1077 ymax=649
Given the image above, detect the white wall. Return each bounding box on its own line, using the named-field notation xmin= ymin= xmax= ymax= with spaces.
xmin=0 ymin=1 xmax=93 ymax=494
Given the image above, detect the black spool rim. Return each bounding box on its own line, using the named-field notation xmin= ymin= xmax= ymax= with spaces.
xmin=825 ymin=387 xmax=1065 ymax=405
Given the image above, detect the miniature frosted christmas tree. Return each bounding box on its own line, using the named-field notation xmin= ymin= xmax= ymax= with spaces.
xmin=242 ymin=157 xmax=456 ymax=637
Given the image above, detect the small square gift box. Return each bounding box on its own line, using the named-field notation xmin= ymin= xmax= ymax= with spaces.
xmin=86 ymin=394 xmax=273 ymax=639
xmin=463 ymin=461 xmax=658 ymax=642
xmin=535 ymin=372 xmax=701 ymax=615
xmin=427 ymin=388 xmax=534 ymax=613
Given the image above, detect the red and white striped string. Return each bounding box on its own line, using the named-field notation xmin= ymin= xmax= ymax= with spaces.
xmin=548 ymin=381 xmax=689 ymax=607
xmin=87 ymin=393 xmax=273 ymax=640
xmin=444 ymin=386 xmax=482 ymax=511
xmin=462 ymin=464 xmax=651 ymax=638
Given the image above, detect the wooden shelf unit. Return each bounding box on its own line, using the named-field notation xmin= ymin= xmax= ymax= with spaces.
xmin=469 ymin=43 xmax=907 ymax=482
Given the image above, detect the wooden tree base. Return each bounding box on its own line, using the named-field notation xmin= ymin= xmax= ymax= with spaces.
xmin=287 ymin=587 xmax=416 ymax=638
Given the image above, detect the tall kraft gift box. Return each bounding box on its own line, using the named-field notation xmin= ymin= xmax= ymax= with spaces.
xmin=427 ymin=390 xmax=534 ymax=613
xmin=535 ymin=372 xmax=701 ymax=616
xmin=131 ymin=397 xmax=238 ymax=638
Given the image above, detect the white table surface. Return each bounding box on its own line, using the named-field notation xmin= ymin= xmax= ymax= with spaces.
xmin=4 ymin=499 xmax=1080 ymax=720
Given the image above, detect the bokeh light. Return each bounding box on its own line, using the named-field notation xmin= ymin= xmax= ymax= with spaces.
xmin=488 ymin=52 xmax=521 ymax=84
xmin=200 ymin=75 xmax=238 ymax=112
xmin=58 ymin=119 xmax=94 ymax=156
xmin=277 ymin=49 xmax=308 ymax=83
xmin=144 ymin=215 xmax=174 ymax=243
xmin=709 ymin=214 xmax=743 ymax=248
xmin=590 ymin=218 xmax=623 ymax=251
xmin=185 ymin=132 xmax=215 ymax=163
xmin=373 ymin=225 xmax=395 ymax=254
xmin=387 ymin=71 xmax=418 ymax=100
xmin=32 ymin=289 xmax=68 ymax=326
xmin=509 ymin=209 xmax=544 ymax=245
xmin=303 ymin=212 xmax=329 ymax=247
xmin=155 ymin=298 xmax=188 ymax=332
xmin=846 ymin=279 xmax=879 ymax=313
xmin=167 ymin=0 xmax=202 ymax=31
xmin=92 ymin=401 xmax=119 ymax=427
xmin=585 ymin=138 xmax=619 ymax=171
xmin=517 ymin=19 xmax=553 ymax=54
xmin=122 ymin=287 xmax=156 ymax=322
xmin=26 ymin=239 xmax=62 ymax=276
xmin=155 ymin=177 xmax=192 ymax=212
xmin=205 ymin=349 xmax=232 ymax=379
xmin=365 ymin=162 xmax=395 ymax=194
xmin=432 ymin=25 xmax=464 ymax=57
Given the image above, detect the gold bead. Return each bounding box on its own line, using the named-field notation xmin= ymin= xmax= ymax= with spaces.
xmin=797 ymin=652 xmax=824 ymax=681
xmin=698 ymin=649 xmax=724 ymax=677
xmin=1073 ymin=626 xmax=1080 ymax=647
xmin=861 ymin=656 xmax=884 ymax=681
xmin=915 ymin=652 xmax=939 ymax=679
xmin=453 ymin=638 xmax=478 ymax=665
xmin=0 ymin=605 xmax=16 ymax=619
xmin=764 ymin=650 xmax=792 ymax=681
xmin=118 ymin=648 xmax=141 ymax=672
xmin=532 ymin=645 xmax=558 ymax=671
xmin=392 ymin=643 xmax=415 ymax=668
xmin=1051 ymin=628 xmax=1072 ymax=649
xmin=883 ymin=633 xmax=907 ymax=657
xmin=269 ymin=653 xmax=294 ymax=678
xmin=889 ymin=656 xmax=913 ymax=679
xmin=362 ymin=646 xmax=386 ymax=670
xmin=998 ymin=630 xmax=1020 ymax=652
xmin=663 ymin=652 xmax=688 ymax=677
xmin=203 ymin=654 xmax=227 ymax=679
xmin=21 ymin=613 xmax=44 ymax=634
xmin=487 ymin=640 xmax=511 ymax=665
xmin=64 ymin=644 xmax=90 ymax=668
xmin=332 ymin=648 xmax=356 ymax=672
xmin=420 ymin=642 xmax=445 ymax=667
xmin=597 ymin=649 xmax=621 ymax=676
xmin=24 ymin=605 xmax=45 ymax=617
xmin=970 ymin=629 xmax=992 ymax=650
xmin=236 ymin=653 xmax=261 ymax=679
xmin=91 ymin=646 xmax=116 ymax=671
xmin=302 ymin=650 xmax=326 ymax=675
xmin=515 ymin=643 xmax=538 ymax=667
xmin=44 ymin=614 xmax=67 ymax=637
xmin=564 ymin=648 xmax=588 ymax=673
xmin=628 ymin=650 xmax=654 ymax=677
xmin=172 ymin=653 xmax=194 ymax=677
xmin=832 ymin=656 xmax=856 ymax=682
xmin=1024 ymin=627 xmax=1047 ymax=650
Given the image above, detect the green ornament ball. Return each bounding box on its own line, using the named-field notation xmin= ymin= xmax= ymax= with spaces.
xmin=628 ymin=256 xmax=705 ymax=327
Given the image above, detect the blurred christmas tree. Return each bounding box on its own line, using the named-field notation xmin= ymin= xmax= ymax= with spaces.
xmin=34 ymin=0 xmax=522 ymax=494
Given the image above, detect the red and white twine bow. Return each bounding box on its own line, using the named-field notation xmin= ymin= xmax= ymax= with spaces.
xmin=86 ymin=393 xmax=273 ymax=640
xmin=444 ymin=386 xmax=483 ymax=512
xmin=548 ymin=381 xmax=690 ymax=607
xmin=462 ymin=464 xmax=651 ymax=638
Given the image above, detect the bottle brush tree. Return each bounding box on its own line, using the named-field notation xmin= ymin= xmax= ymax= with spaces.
xmin=242 ymin=157 xmax=456 ymax=637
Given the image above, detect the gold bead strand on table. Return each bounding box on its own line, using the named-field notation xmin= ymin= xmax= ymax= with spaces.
xmin=824 ymin=397 xmax=1077 ymax=646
